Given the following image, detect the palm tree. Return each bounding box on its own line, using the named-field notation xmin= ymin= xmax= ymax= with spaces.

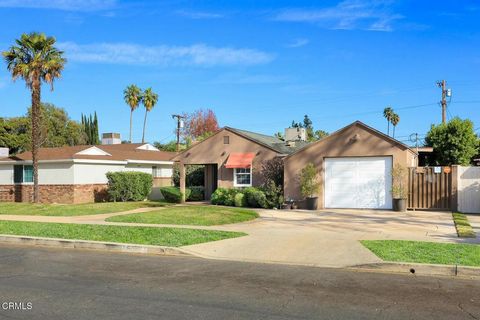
xmin=391 ymin=113 xmax=400 ymax=138
xmin=124 ymin=84 xmax=142 ymax=143
xmin=141 ymin=88 xmax=159 ymax=143
xmin=3 ymin=32 xmax=66 ymax=203
xmin=383 ymin=107 xmax=394 ymax=136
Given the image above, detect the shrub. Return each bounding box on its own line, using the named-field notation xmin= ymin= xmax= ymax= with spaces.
xmin=260 ymin=158 xmax=284 ymax=187
xmin=299 ymin=163 xmax=320 ymax=198
xmin=234 ymin=192 xmax=247 ymax=207
xmin=262 ymin=180 xmax=284 ymax=209
xmin=188 ymin=186 xmax=205 ymax=201
xmin=106 ymin=171 xmax=153 ymax=202
xmin=160 ymin=186 xmax=192 ymax=203
xmin=243 ymin=187 xmax=268 ymax=208
xmin=211 ymin=188 xmax=240 ymax=206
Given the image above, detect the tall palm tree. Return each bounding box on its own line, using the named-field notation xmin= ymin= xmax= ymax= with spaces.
xmin=3 ymin=32 xmax=66 ymax=203
xmin=383 ymin=107 xmax=394 ymax=136
xmin=391 ymin=113 xmax=400 ymax=138
xmin=141 ymin=88 xmax=159 ymax=143
xmin=124 ymin=84 xmax=142 ymax=143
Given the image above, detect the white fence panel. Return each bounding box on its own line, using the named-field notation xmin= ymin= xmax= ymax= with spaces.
xmin=457 ymin=166 xmax=480 ymax=213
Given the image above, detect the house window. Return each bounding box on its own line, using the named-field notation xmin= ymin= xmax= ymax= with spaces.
xmin=13 ymin=165 xmax=33 ymax=183
xmin=234 ymin=168 xmax=252 ymax=187
xmin=152 ymin=166 xmax=159 ymax=177
xmin=223 ymin=136 xmax=229 ymax=144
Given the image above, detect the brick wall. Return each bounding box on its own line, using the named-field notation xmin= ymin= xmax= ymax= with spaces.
xmin=73 ymin=184 xmax=108 ymax=203
xmin=0 ymin=184 xmax=108 ymax=204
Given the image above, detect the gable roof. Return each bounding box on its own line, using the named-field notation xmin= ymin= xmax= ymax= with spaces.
xmin=0 ymin=143 xmax=176 ymax=163
xmin=285 ymin=120 xmax=416 ymax=159
xmin=225 ymin=127 xmax=310 ymax=154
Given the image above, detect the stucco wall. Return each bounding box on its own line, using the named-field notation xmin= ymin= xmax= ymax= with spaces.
xmin=284 ymin=123 xmax=416 ymax=208
xmin=177 ymin=129 xmax=281 ymax=188
xmin=0 ymin=164 xmax=13 ymax=184
xmin=0 ymin=163 xmax=74 ymax=185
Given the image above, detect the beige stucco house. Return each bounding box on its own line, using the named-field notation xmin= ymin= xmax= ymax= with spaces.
xmin=284 ymin=121 xmax=417 ymax=209
xmin=175 ymin=121 xmax=417 ymax=209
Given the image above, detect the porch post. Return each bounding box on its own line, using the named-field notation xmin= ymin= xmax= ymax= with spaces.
xmin=179 ymin=161 xmax=186 ymax=203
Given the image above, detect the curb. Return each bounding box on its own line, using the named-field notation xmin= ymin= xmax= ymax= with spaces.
xmin=0 ymin=235 xmax=192 ymax=257
xmin=350 ymin=262 xmax=480 ymax=279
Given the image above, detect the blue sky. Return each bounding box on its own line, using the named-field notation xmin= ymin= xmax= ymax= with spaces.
xmin=0 ymin=0 xmax=479 ymax=145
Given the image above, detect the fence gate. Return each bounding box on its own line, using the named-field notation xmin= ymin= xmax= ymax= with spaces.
xmin=408 ymin=167 xmax=452 ymax=210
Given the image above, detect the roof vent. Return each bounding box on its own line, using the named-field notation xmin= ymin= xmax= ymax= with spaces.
xmin=102 ymin=133 xmax=121 ymax=145
xmin=285 ymin=127 xmax=306 ymax=142
xmin=0 ymin=148 xmax=9 ymax=158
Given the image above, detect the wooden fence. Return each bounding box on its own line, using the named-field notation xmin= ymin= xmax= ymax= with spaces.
xmin=408 ymin=167 xmax=453 ymax=210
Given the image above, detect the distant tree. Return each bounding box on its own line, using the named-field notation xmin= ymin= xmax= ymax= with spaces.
xmin=183 ymin=109 xmax=219 ymax=141
xmin=314 ymin=130 xmax=329 ymax=140
xmin=123 ymin=84 xmax=142 ymax=143
xmin=0 ymin=117 xmax=30 ymax=154
xmin=141 ymin=87 xmax=159 ymax=143
xmin=3 ymin=32 xmax=66 ymax=203
xmin=153 ymin=140 xmax=185 ymax=152
xmin=391 ymin=113 xmax=400 ymax=138
xmin=274 ymin=132 xmax=284 ymax=141
xmin=383 ymin=107 xmax=394 ymax=136
xmin=81 ymin=112 xmax=100 ymax=145
xmin=290 ymin=115 xmax=327 ymax=142
xmin=425 ymin=117 xmax=479 ymax=165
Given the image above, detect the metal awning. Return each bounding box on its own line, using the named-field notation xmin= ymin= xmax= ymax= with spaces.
xmin=224 ymin=152 xmax=255 ymax=168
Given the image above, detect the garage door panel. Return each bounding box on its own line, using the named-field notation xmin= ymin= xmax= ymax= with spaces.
xmin=325 ymin=157 xmax=392 ymax=209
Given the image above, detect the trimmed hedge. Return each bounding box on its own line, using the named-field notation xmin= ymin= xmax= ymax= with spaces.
xmin=160 ymin=186 xmax=192 ymax=203
xmin=106 ymin=172 xmax=153 ymax=202
xmin=211 ymin=187 xmax=270 ymax=209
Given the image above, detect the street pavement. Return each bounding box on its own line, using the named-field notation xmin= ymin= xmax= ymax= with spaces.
xmin=0 ymin=244 xmax=478 ymax=320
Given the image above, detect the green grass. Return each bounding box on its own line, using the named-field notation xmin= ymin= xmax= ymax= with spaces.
xmin=106 ymin=205 xmax=259 ymax=226
xmin=0 ymin=201 xmax=167 ymax=216
xmin=361 ymin=240 xmax=480 ymax=267
xmin=452 ymin=212 xmax=476 ymax=238
xmin=0 ymin=220 xmax=245 ymax=247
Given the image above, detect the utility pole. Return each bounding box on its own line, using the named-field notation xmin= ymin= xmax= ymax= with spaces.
xmin=172 ymin=114 xmax=185 ymax=152
xmin=436 ymin=80 xmax=451 ymax=124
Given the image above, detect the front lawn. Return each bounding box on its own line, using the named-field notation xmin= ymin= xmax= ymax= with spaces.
xmin=0 ymin=221 xmax=244 ymax=247
xmin=361 ymin=240 xmax=480 ymax=267
xmin=106 ymin=205 xmax=259 ymax=226
xmin=0 ymin=201 xmax=167 ymax=216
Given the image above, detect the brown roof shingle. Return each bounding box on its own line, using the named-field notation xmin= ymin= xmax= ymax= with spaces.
xmin=0 ymin=144 xmax=176 ymax=162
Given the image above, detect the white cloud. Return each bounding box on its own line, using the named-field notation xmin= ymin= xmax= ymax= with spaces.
xmin=274 ymin=0 xmax=403 ymax=32
xmin=0 ymin=0 xmax=116 ymax=11
xmin=176 ymin=10 xmax=224 ymax=19
xmin=286 ymin=38 xmax=309 ymax=48
xmin=58 ymin=42 xmax=274 ymax=67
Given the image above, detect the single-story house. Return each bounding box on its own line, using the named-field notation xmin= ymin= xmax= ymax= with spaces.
xmin=0 ymin=143 xmax=175 ymax=203
xmin=174 ymin=127 xmax=309 ymax=200
xmin=284 ymin=121 xmax=417 ymax=209
xmin=175 ymin=121 xmax=417 ymax=209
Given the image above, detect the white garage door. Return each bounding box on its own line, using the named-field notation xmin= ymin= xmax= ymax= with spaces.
xmin=325 ymin=157 xmax=392 ymax=209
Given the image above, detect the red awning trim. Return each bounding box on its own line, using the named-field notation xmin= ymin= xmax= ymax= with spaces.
xmin=225 ymin=152 xmax=255 ymax=168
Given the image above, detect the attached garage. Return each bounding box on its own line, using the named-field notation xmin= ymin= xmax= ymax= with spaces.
xmin=324 ymin=157 xmax=392 ymax=209
xmin=284 ymin=121 xmax=417 ymax=210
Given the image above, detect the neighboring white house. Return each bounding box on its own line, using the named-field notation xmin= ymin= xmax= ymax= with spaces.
xmin=0 ymin=143 xmax=175 ymax=203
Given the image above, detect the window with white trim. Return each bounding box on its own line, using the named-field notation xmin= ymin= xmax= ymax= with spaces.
xmin=234 ymin=168 xmax=252 ymax=187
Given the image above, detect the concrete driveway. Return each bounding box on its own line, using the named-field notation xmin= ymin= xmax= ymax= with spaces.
xmin=183 ymin=209 xmax=460 ymax=268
